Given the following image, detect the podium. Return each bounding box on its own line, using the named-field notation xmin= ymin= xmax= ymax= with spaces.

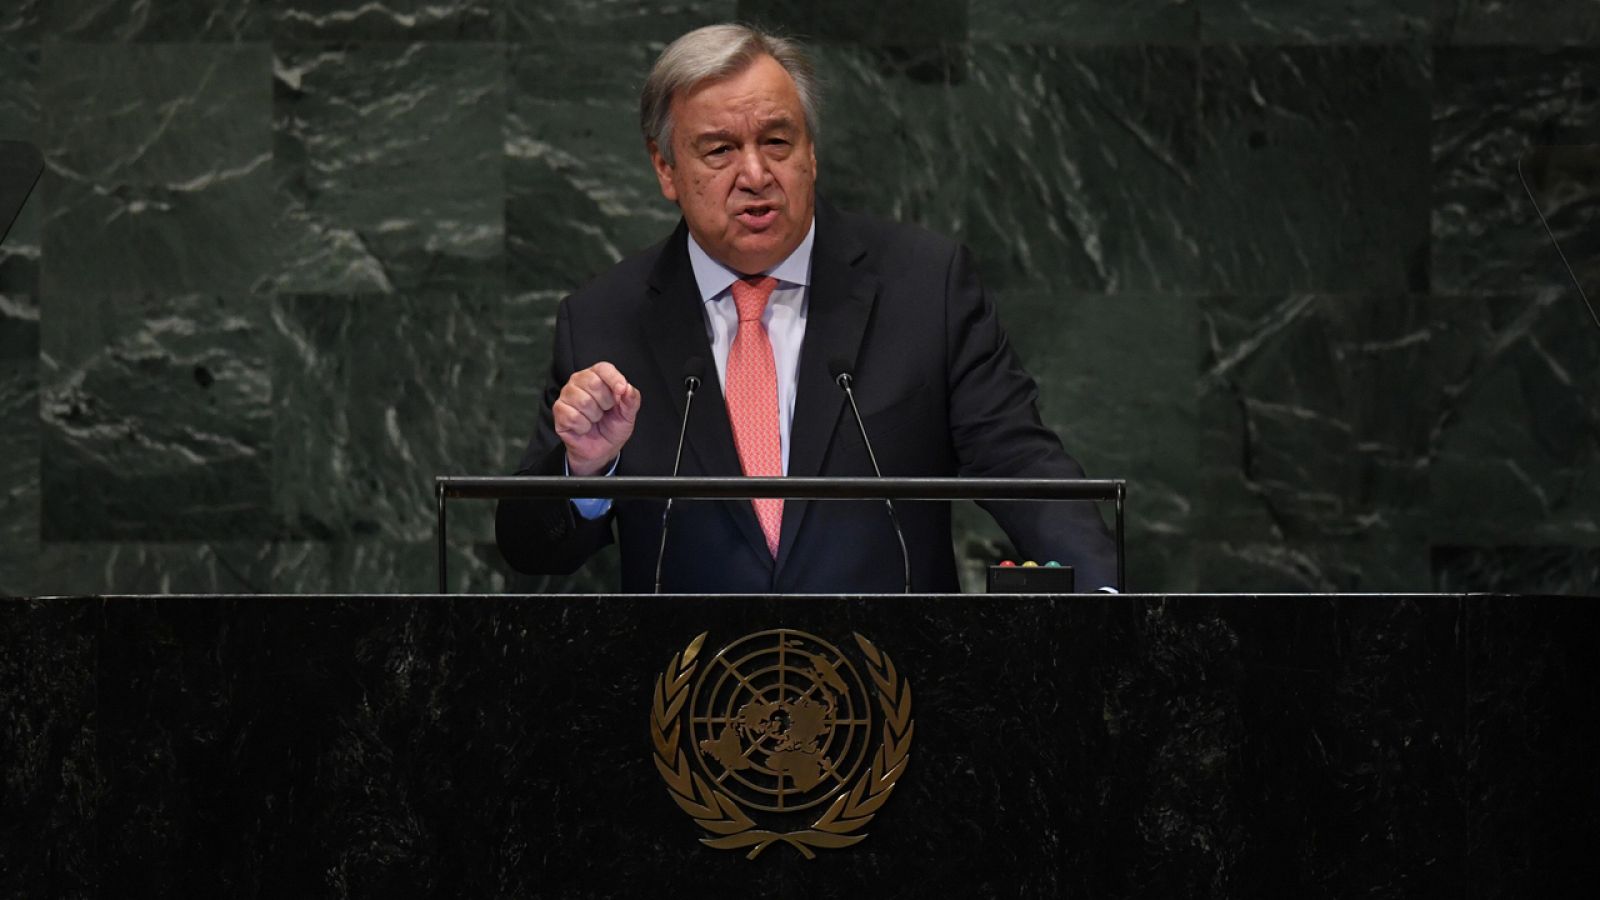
xmin=2 ymin=591 xmax=1597 ymax=896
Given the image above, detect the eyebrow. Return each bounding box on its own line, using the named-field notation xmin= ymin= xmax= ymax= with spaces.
xmin=689 ymin=117 xmax=800 ymax=147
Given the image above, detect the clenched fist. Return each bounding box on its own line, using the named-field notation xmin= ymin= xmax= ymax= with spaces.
xmin=554 ymin=362 xmax=641 ymax=476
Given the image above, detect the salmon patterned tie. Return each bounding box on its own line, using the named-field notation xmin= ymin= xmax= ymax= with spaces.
xmin=725 ymin=275 xmax=783 ymax=557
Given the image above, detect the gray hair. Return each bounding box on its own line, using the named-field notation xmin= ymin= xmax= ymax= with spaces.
xmin=640 ymin=23 xmax=821 ymax=165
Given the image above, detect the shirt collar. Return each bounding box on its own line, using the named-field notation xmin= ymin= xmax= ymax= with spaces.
xmin=685 ymin=217 xmax=816 ymax=303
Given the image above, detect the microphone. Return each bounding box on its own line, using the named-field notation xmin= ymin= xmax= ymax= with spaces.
xmin=1518 ymin=149 xmax=1600 ymax=334
xmin=829 ymin=359 xmax=912 ymax=594
xmin=654 ymin=357 xmax=705 ymax=593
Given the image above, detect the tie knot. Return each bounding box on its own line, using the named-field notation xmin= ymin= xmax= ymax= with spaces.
xmin=730 ymin=275 xmax=779 ymax=322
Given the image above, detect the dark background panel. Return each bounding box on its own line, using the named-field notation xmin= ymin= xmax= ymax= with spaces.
xmin=971 ymin=0 xmax=1197 ymax=44
xmin=1201 ymin=0 xmax=1432 ymax=43
xmin=0 ymin=294 xmax=39 ymax=597
xmin=272 ymin=43 xmax=506 ymax=295
xmin=272 ymin=0 xmax=502 ymax=41
xmin=1196 ymin=44 xmax=1432 ymax=294
xmin=40 ymin=42 xmax=277 ymax=296
xmin=0 ymin=43 xmax=40 ymax=296
xmin=1431 ymin=46 xmax=1600 ymax=295
xmin=39 ymin=293 xmax=274 ymax=542
xmin=959 ymin=44 xmax=1206 ymax=294
xmin=508 ymin=0 xmax=733 ymax=45
xmin=1438 ymin=0 xmax=1600 ymax=45
xmin=40 ymin=0 xmax=264 ymax=42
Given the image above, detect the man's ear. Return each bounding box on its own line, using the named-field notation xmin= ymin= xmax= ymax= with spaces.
xmin=648 ymin=140 xmax=679 ymax=203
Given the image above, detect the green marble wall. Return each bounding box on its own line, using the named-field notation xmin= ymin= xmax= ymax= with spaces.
xmin=1 ymin=1 xmax=1597 ymax=596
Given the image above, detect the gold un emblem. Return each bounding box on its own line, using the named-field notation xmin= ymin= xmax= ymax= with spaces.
xmin=649 ymin=629 xmax=914 ymax=859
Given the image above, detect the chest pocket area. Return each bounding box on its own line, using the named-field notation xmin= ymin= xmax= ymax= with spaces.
xmin=832 ymin=382 xmax=946 ymax=474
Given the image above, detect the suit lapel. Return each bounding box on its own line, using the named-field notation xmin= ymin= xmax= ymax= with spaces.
xmin=775 ymin=206 xmax=877 ymax=573
xmin=644 ymin=223 xmax=772 ymax=565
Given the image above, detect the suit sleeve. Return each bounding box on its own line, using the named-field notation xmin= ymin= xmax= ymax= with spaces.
xmin=494 ymin=297 xmax=616 ymax=575
xmin=942 ymin=244 xmax=1119 ymax=590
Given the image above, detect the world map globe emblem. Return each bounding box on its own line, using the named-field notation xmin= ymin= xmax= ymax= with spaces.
xmin=688 ymin=629 xmax=874 ymax=813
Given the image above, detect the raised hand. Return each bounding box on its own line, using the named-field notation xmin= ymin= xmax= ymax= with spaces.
xmin=553 ymin=361 xmax=641 ymax=476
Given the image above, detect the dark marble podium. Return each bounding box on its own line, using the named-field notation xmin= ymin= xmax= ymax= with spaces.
xmin=2 ymin=593 xmax=1597 ymax=898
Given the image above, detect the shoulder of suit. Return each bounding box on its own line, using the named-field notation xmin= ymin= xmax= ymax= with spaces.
xmin=560 ymin=233 xmax=673 ymax=316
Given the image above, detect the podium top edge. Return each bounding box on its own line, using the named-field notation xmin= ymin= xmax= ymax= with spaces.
xmin=435 ymin=475 xmax=1126 ymax=501
xmin=10 ymin=592 xmax=1597 ymax=602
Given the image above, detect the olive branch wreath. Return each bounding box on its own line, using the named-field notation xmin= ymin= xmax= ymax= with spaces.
xmin=649 ymin=631 xmax=914 ymax=860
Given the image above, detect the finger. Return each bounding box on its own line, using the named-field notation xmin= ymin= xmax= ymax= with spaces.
xmin=560 ymin=379 xmax=611 ymax=423
xmin=552 ymin=400 xmax=594 ymax=436
xmin=569 ymin=368 xmax=619 ymax=413
xmin=588 ymin=361 xmax=632 ymax=401
xmin=617 ymin=384 xmax=642 ymax=423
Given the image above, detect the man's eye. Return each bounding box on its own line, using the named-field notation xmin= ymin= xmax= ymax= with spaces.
xmin=707 ymin=146 xmax=731 ymax=157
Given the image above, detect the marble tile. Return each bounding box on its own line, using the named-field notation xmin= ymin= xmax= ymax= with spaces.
xmin=272 ymin=0 xmax=502 ymax=41
xmin=1433 ymin=545 xmax=1600 ymax=593
xmin=1438 ymin=0 xmax=1600 ymax=45
xmin=269 ymin=292 xmax=544 ymax=545
xmin=276 ymin=538 xmax=507 ymax=594
xmin=505 ymin=42 xmax=678 ymax=292
xmin=507 ymin=0 xmax=735 ymax=44
xmin=1201 ymin=0 xmax=1432 ymax=43
xmin=737 ymin=0 xmax=967 ymax=46
xmin=0 ymin=44 xmax=41 ymax=296
xmin=957 ymin=44 xmax=1206 ymax=294
xmin=36 ymin=543 xmax=289 ymax=595
xmin=809 ymin=45 xmax=966 ymax=233
xmin=970 ymin=0 xmax=1197 ymax=44
xmin=0 ymin=598 xmax=97 ymax=897
xmin=274 ymin=43 xmax=505 ymax=294
xmin=1201 ymin=289 xmax=1597 ymax=556
xmin=1195 ymin=538 xmax=1433 ymax=592
xmin=40 ymin=43 xmax=276 ymax=295
xmin=1432 ymin=47 xmax=1600 ymax=295
xmin=0 ymin=43 xmax=39 ymax=140
xmin=41 ymin=0 xmax=264 ymax=41
xmin=39 ymin=293 xmax=274 ymax=541
xmin=30 ymin=536 xmax=518 ymax=596
xmin=1428 ymin=292 xmax=1600 ymax=543
xmin=1006 ymin=292 xmax=1200 ymax=540
xmin=0 ymin=0 xmax=43 ymax=41
xmin=1196 ymin=44 xmax=1431 ymax=294
xmin=1198 ymin=293 xmax=1464 ymax=547
xmin=0 ymin=170 xmax=41 ymax=297
xmin=0 ymin=295 xmax=39 ymax=597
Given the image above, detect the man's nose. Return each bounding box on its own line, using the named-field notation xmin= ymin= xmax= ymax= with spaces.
xmin=734 ymin=147 xmax=772 ymax=190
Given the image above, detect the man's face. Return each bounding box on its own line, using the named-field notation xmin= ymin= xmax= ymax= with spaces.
xmin=650 ymin=54 xmax=817 ymax=275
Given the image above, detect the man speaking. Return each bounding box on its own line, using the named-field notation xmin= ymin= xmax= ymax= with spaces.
xmin=496 ymin=23 xmax=1116 ymax=593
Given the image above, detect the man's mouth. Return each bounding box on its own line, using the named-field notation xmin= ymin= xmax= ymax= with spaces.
xmin=735 ymin=205 xmax=779 ymax=229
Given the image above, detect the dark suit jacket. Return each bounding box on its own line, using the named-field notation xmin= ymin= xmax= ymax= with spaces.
xmin=495 ymin=201 xmax=1117 ymax=593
